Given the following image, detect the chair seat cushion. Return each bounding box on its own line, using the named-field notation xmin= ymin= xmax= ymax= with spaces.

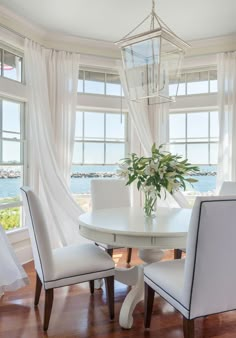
xmin=96 ymin=242 xmax=122 ymax=250
xmin=144 ymin=259 xmax=189 ymax=318
xmin=42 ymin=244 xmax=115 ymax=289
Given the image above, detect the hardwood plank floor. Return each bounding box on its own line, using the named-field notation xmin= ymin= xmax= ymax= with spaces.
xmin=1 ymin=249 xmax=236 ymax=338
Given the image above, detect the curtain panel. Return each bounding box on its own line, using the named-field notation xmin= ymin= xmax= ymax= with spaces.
xmin=118 ymin=64 xmax=184 ymax=208
xmin=24 ymin=39 xmax=85 ymax=247
xmin=0 ymin=225 xmax=29 ymax=293
xmin=217 ymin=52 xmax=236 ymax=190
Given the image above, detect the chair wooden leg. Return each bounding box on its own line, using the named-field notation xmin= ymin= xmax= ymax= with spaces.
xmin=183 ymin=317 xmax=194 ymax=338
xmin=43 ymin=289 xmax=54 ymax=331
xmin=106 ymin=248 xmax=113 ymax=257
xmin=144 ymin=282 xmax=155 ymax=328
xmin=126 ymin=248 xmax=132 ymax=264
xmin=89 ymin=280 xmax=94 ymax=294
xmin=105 ymin=276 xmax=114 ymax=320
xmin=174 ymin=249 xmax=182 ymax=259
xmin=34 ymin=272 xmax=42 ymax=306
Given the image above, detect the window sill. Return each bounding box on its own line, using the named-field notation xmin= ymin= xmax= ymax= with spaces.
xmin=7 ymin=227 xmax=29 ymax=244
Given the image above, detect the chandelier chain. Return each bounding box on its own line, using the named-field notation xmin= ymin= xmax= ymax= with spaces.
xmin=120 ymin=0 xmax=184 ymax=41
xmin=122 ymin=13 xmax=152 ymax=39
xmin=152 ymin=0 xmax=155 ymax=13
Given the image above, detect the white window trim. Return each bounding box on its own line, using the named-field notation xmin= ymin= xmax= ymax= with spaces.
xmin=169 ymin=109 xmax=219 ymax=166
xmin=73 ymin=109 xmax=128 ymax=166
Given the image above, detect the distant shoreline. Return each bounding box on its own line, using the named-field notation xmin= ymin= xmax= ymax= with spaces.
xmin=0 ymin=170 xmax=217 ymax=179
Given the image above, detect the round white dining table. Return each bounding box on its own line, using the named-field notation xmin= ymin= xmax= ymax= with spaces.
xmin=79 ymin=207 xmax=192 ymax=329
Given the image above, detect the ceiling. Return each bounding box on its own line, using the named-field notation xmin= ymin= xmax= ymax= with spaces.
xmin=0 ymin=0 xmax=236 ymax=43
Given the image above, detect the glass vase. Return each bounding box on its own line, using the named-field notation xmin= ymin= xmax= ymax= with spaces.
xmin=143 ymin=191 xmax=157 ymax=218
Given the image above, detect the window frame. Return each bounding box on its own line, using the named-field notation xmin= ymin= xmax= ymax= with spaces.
xmin=73 ymin=110 xmax=128 ymax=166
xmin=78 ymin=68 xmax=123 ymax=97
xmin=169 ymin=109 xmax=219 ymax=166
xmin=0 ymin=45 xmax=24 ymax=84
xmin=0 ymin=96 xmax=26 ymax=230
xmin=173 ymin=67 xmax=217 ymax=97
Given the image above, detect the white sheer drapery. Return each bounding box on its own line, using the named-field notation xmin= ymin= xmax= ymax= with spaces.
xmin=24 ymin=39 xmax=85 ymax=247
xmin=217 ymin=52 xmax=236 ymax=190
xmin=48 ymin=49 xmax=79 ymax=185
xmin=119 ymin=65 xmax=181 ymax=208
xmin=0 ymin=225 xmax=29 ymax=293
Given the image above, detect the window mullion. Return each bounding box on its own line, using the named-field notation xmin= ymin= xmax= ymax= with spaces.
xmin=104 ymin=112 xmax=106 ymax=164
xmin=185 ymin=112 xmax=188 ymax=159
xmin=0 ymin=49 xmax=3 ymax=77
xmin=105 ymin=73 xmax=107 ymax=95
xmin=208 ymin=111 xmax=211 ymax=165
xmin=82 ymin=111 xmax=85 ymax=164
xmin=0 ymin=99 xmax=2 ymax=163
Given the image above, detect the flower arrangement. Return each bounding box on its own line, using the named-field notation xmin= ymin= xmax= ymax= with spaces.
xmin=117 ymin=144 xmax=199 ymax=217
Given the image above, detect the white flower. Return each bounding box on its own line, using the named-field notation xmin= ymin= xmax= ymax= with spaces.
xmin=144 ymin=161 xmax=159 ymax=176
xmin=117 ymin=163 xmax=129 ymax=178
xmin=169 ymin=160 xmax=177 ymax=168
xmin=159 ymin=166 xmax=167 ymax=179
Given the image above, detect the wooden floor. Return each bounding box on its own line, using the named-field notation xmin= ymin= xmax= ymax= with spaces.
xmin=1 ymin=249 xmax=236 ymax=338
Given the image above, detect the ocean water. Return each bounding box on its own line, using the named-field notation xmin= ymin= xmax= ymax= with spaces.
xmin=0 ymin=165 xmax=217 ymax=199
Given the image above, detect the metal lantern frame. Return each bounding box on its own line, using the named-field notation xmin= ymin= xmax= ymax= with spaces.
xmin=116 ymin=0 xmax=190 ymax=104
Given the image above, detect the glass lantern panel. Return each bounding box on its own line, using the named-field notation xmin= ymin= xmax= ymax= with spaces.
xmin=160 ymin=50 xmax=183 ymax=100
xmin=121 ymin=37 xmax=161 ymax=101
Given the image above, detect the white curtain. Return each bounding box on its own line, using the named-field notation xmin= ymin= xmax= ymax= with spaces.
xmin=217 ymin=52 xmax=236 ymax=190
xmin=0 ymin=225 xmax=29 ymax=293
xmin=24 ymin=39 xmax=85 ymax=247
xmin=119 ymin=65 xmax=181 ymax=208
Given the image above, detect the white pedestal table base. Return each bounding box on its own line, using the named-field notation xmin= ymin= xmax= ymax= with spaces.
xmin=116 ymin=248 xmax=164 ymax=329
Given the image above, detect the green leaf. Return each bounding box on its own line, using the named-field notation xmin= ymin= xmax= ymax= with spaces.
xmin=137 ymin=180 xmax=142 ymax=190
xmin=185 ymin=178 xmax=198 ymax=183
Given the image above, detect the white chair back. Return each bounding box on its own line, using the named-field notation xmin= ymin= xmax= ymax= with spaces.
xmin=91 ymin=179 xmax=131 ymax=210
xmin=183 ymin=195 xmax=236 ymax=319
xmin=219 ymin=181 xmax=236 ymax=196
xmin=21 ymin=187 xmax=54 ymax=282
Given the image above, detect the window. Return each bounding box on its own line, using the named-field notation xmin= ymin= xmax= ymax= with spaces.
xmin=73 ymin=111 xmax=127 ymax=165
xmin=71 ymin=111 xmax=127 ymax=210
xmin=78 ymin=70 xmax=122 ymax=96
xmin=0 ymin=98 xmax=25 ymax=230
xmin=0 ymin=48 xmax=23 ymax=83
xmin=169 ymin=69 xmax=217 ymax=96
xmin=169 ymin=111 xmax=219 ymax=192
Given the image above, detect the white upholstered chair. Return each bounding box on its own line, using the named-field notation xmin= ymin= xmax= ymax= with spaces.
xmin=219 ymin=181 xmax=236 ymax=195
xmin=20 ymin=186 xmax=115 ymax=331
xmin=144 ymin=196 xmax=236 ymax=337
xmin=173 ymin=182 xmax=236 ymax=260
xmin=90 ymin=178 xmax=132 ymax=264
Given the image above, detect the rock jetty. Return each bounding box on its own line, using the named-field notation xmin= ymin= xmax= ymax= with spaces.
xmin=0 ymin=170 xmax=217 ymax=179
xmin=71 ymin=172 xmax=116 ymax=178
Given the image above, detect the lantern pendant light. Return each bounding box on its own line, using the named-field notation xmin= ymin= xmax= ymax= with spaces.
xmin=116 ymin=0 xmax=190 ymax=104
